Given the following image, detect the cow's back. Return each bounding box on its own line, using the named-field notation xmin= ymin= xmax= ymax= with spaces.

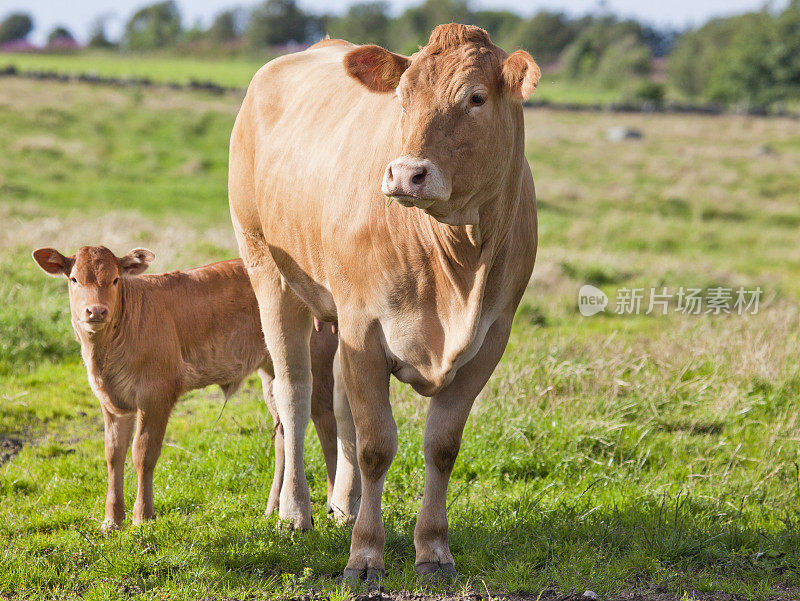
xmin=229 ymin=43 xmax=404 ymax=317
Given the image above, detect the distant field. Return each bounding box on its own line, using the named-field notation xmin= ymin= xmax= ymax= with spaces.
xmin=2 ymin=76 xmax=800 ymax=600
xmin=1 ymin=51 xmax=267 ymax=88
xmin=0 ymin=50 xmax=625 ymax=105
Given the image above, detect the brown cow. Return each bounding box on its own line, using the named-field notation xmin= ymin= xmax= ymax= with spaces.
xmin=229 ymin=24 xmax=538 ymax=579
xmin=32 ymin=246 xmax=338 ymax=531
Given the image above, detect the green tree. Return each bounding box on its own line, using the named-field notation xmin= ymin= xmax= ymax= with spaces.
xmin=471 ymin=10 xmax=521 ymax=48
xmin=509 ymin=11 xmax=576 ymax=65
xmin=0 ymin=12 xmax=34 ymax=43
xmin=246 ymin=0 xmax=309 ymax=47
xmin=327 ymin=2 xmax=390 ymax=46
xmin=667 ymin=15 xmax=751 ymax=98
xmin=209 ymin=10 xmax=238 ymax=44
xmin=668 ymin=3 xmax=800 ymax=106
xmin=389 ymin=0 xmax=471 ymax=54
xmin=88 ymin=16 xmax=116 ymax=48
xmin=47 ymin=26 xmax=75 ymax=45
xmin=124 ymin=0 xmax=182 ymax=51
xmin=562 ymin=17 xmax=652 ymax=85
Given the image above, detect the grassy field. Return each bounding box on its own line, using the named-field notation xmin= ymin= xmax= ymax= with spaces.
xmin=2 ymin=75 xmax=800 ymax=600
xmin=0 ymin=50 xmax=625 ymax=106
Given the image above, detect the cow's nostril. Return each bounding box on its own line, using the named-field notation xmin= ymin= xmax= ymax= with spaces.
xmin=386 ymin=165 xmax=394 ymax=183
xmin=411 ymin=168 xmax=427 ymax=186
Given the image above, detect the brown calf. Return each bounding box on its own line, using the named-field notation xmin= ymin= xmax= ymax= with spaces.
xmin=33 ymin=245 xmax=338 ymax=531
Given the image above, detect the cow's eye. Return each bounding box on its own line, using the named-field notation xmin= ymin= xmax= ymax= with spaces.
xmin=70 ymin=277 xmax=77 ymax=284
xmin=470 ymin=94 xmax=486 ymax=107
xmin=112 ymin=278 xmax=119 ymax=286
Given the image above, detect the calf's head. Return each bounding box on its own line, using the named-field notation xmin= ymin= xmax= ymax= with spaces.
xmin=33 ymin=246 xmax=154 ymax=335
xmin=344 ymin=23 xmax=539 ymax=224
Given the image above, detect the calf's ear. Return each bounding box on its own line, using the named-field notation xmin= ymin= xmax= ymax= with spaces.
xmin=119 ymin=248 xmax=155 ymax=276
xmin=501 ymin=50 xmax=540 ymax=101
xmin=32 ymin=248 xmax=73 ymax=276
xmin=344 ymin=45 xmax=410 ymax=93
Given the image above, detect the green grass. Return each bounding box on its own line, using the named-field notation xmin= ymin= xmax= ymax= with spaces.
xmin=2 ymin=76 xmax=800 ymax=599
xmin=0 ymin=50 xmax=627 ymax=106
xmin=1 ymin=51 xmax=268 ymax=89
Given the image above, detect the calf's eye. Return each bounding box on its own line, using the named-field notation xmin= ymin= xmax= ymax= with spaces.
xmin=112 ymin=278 xmax=119 ymax=286
xmin=70 ymin=277 xmax=77 ymax=284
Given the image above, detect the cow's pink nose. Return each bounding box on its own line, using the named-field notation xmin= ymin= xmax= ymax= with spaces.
xmin=384 ymin=159 xmax=432 ymax=197
xmin=85 ymin=305 xmax=108 ymax=321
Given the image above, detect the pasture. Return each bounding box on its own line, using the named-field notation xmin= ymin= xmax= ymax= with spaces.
xmin=1 ymin=75 xmax=800 ymax=600
xmin=0 ymin=51 xmax=624 ymax=106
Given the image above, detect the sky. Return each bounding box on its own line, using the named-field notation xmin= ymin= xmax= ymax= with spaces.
xmin=3 ymin=0 xmax=782 ymax=45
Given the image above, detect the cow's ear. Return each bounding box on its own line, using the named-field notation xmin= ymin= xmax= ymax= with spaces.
xmin=501 ymin=50 xmax=540 ymax=101
xmin=344 ymin=45 xmax=410 ymax=93
xmin=119 ymin=248 xmax=155 ymax=276
xmin=32 ymin=247 xmax=73 ymax=276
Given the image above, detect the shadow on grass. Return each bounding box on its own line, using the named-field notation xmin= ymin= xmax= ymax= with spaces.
xmin=199 ymin=493 xmax=800 ymax=596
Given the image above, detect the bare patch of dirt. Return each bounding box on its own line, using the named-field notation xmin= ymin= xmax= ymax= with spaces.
xmin=0 ymin=437 xmax=23 ymax=465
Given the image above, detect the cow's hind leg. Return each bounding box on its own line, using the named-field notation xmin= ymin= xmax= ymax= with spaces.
xmin=245 ymin=251 xmax=314 ymax=530
xmin=309 ymin=331 xmax=339 ymax=512
xmin=100 ymin=406 xmax=135 ymax=532
xmin=414 ymin=318 xmax=512 ymax=579
xmin=329 ymin=347 xmax=361 ymax=524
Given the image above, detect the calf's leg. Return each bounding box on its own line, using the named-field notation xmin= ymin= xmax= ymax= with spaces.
xmin=100 ymin=406 xmax=135 ymax=532
xmin=258 ymin=367 xmax=285 ymax=515
xmin=131 ymin=404 xmax=171 ymax=525
xmin=329 ymin=347 xmax=361 ymax=524
xmin=414 ymin=318 xmax=512 ymax=578
xmin=339 ymin=328 xmax=394 ymax=581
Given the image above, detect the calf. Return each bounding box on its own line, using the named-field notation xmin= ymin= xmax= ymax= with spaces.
xmin=33 ymin=245 xmax=338 ymax=531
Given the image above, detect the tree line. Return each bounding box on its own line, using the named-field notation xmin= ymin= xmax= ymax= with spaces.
xmin=2 ymin=0 xmax=799 ymax=107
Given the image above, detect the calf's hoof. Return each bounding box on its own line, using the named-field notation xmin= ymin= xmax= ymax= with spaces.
xmin=415 ymin=561 xmax=458 ymax=580
xmin=100 ymin=519 xmax=122 ymax=534
xmin=342 ymin=566 xmax=385 ymax=584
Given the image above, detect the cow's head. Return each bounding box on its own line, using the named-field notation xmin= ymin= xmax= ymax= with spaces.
xmin=344 ymin=23 xmax=539 ymax=224
xmin=33 ymin=246 xmax=154 ymax=336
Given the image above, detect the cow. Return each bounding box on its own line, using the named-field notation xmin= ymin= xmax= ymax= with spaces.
xmin=32 ymin=246 xmax=338 ymax=531
xmin=228 ymin=23 xmax=539 ymax=579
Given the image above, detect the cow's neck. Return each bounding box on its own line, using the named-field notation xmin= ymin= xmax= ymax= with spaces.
xmin=421 ymin=156 xmax=523 ymax=289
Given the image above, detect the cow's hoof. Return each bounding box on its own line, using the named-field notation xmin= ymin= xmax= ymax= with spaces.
xmin=100 ymin=519 xmax=121 ymax=534
xmin=282 ymin=516 xmax=314 ymax=532
xmin=415 ymin=561 xmax=458 ymax=580
xmin=342 ymin=566 xmax=385 ymax=584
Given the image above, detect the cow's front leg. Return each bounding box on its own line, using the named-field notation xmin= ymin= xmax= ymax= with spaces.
xmin=132 ymin=404 xmax=171 ymax=525
xmin=414 ymin=318 xmax=512 ymax=578
xmin=100 ymin=406 xmax=135 ymax=532
xmin=339 ymin=327 xmax=394 ymax=581
xmin=329 ymin=347 xmax=361 ymax=524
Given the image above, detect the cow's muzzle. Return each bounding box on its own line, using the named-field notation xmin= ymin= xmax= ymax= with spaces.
xmin=382 ymin=156 xmax=450 ymax=206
